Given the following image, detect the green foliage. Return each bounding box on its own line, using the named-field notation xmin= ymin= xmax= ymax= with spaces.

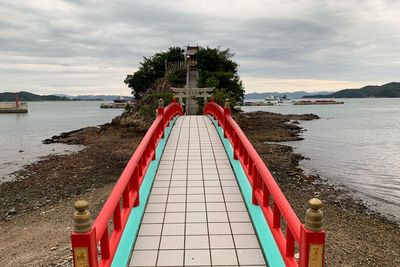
xmin=196 ymin=89 xmax=235 ymax=114
xmin=124 ymin=47 xmax=185 ymax=99
xmin=204 ymin=76 xmax=219 ymax=87
xmin=146 ymin=91 xmax=174 ymax=107
xmin=196 ymin=97 xmax=205 ymax=115
xmin=124 ymin=102 xmax=133 ymax=113
xmin=197 ymin=47 xmax=244 ymax=103
xmin=166 ymin=68 xmax=186 ymax=86
xmin=139 ymin=104 xmax=152 ymax=118
xmin=124 ymin=69 xmax=153 ymax=99
xmin=138 ymin=91 xmax=174 ymax=118
xmin=213 ymin=89 xmax=235 ymax=108
xmin=124 ymin=46 xmax=245 ymax=103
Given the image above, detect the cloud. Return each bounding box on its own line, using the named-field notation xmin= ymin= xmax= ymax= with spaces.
xmin=0 ymin=0 xmax=399 ymax=94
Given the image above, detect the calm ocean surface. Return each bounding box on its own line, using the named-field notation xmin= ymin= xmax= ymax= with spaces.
xmin=243 ymin=98 xmax=400 ymax=221
xmin=0 ymin=101 xmax=122 ymax=181
xmin=1 ymin=99 xmax=399 ymax=221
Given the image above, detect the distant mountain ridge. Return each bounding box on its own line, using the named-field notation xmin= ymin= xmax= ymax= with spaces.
xmin=53 ymin=94 xmax=132 ymax=101
xmin=245 ymin=91 xmax=333 ymax=100
xmin=0 ymin=91 xmax=133 ymax=102
xmin=0 ymin=91 xmax=70 ymax=101
xmin=305 ymin=82 xmax=400 ymax=98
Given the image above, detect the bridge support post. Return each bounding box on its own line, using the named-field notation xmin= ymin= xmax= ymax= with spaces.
xmin=299 ymin=198 xmax=326 ymax=267
xmin=169 ymin=98 xmax=175 ymax=126
xmin=233 ymin=132 xmax=238 ymax=160
xmin=71 ymin=200 xmax=98 ymax=267
xmin=251 ymin=164 xmax=259 ymax=205
xmin=133 ymin=166 xmax=140 ymax=207
xmin=223 ymin=98 xmax=230 ymax=138
xmin=158 ymin=99 xmax=165 ymax=139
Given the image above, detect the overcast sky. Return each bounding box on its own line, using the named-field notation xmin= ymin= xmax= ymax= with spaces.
xmin=0 ymin=0 xmax=399 ymax=95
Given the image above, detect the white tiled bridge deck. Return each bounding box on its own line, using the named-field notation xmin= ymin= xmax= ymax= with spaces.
xmin=129 ymin=116 xmax=267 ymax=267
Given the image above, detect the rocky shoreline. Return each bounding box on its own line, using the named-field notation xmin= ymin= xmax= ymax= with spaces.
xmin=0 ymin=111 xmax=399 ymax=266
xmin=234 ymin=111 xmax=400 ymax=266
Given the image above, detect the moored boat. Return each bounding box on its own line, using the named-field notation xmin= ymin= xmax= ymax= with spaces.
xmin=113 ymin=96 xmax=132 ymax=103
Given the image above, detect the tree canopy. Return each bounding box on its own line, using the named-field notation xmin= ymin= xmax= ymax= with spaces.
xmin=124 ymin=46 xmax=244 ymax=102
xmin=124 ymin=47 xmax=184 ymax=99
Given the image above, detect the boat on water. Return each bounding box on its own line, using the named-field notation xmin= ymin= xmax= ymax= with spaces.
xmin=113 ymin=96 xmax=132 ymax=103
xmin=265 ymin=95 xmax=280 ymax=105
xmin=293 ymin=100 xmax=344 ymax=105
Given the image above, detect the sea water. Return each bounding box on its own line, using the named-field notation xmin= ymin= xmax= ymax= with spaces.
xmin=243 ymin=98 xmax=400 ymax=221
xmin=0 ymin=101 xmax=122 ymax=181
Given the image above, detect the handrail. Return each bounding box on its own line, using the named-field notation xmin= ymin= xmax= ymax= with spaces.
xmin=71 ymin=99 xmax=183 ymax=267
xmin=204 ymin=99 xmax=325 ymax=267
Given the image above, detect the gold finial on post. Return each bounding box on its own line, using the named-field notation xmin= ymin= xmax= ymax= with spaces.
xmin=224 ymin=98 xmax=230 ymax=108
xmin=158 ymin=98 xmax=164 ymax=108
xmin=73 ymin=200 xmax=91 ymax=233
xmin=305 ymin=198 xmax=323 ymax=232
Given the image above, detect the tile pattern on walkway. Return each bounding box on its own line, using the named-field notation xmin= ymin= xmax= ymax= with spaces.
xmin=129 ymin=116 xmax=267 ymax=267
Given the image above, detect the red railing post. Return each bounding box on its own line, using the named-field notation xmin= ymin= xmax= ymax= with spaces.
xmin=151 ymin=134 xmax=156 ymax=160
xmin=286 ymin=229 xmax=295 ymax=258
xmin=223 ymin=98 xmax=231 ymax=138
xmin=158 ymin=99 xmax=165 ymax=138
xmin=122 ymin=186 xmax=130 ymax=209
xmin=273 ymin=201 xmax=281 ymax=228
xmin=263 ymin=184 xmax=270 ymax=207
xmin=133 ymin=166 xmax=140 ymax=207
xmin=299 ymin=198 xmax=326 ymax=267
xmin=113 ymin=205 xmax=122 ymax=231
xmin=252 ymin=166 xmax=259 ymax=205
xmin=168 ymin=97 xmax=176 ymax=126
xmin=100 ymin=229 xmax=110 ymax=260
xmin=71 ymin=200 xmax=98 ymax=267
xmin=248 ymin=157 xmax=253 ymax=177
xmin=233 ymin=132 xmax=239 ymax=160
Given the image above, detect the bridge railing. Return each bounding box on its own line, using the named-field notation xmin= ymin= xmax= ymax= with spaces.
xmin=204 ymin=99 xmax=326 ymax=267
xmin=71 ymin=99 xmax=183 ymax=267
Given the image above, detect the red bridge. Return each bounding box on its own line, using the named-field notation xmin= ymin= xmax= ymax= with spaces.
xmin=71 ymin=99 xmax=326 ymax=267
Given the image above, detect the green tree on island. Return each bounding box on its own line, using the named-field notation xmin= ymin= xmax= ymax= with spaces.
xmin=124 ymin=46 xmax=244 ymax=103
xmin=124 ymin=47 xmax=185 ymax=99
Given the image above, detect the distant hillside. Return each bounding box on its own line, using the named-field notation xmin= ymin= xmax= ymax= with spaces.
xmin=245 ymin=91 xmax=333 ymax=100
xmin=305 ymin=82 xmax=400 ymax=98
xmin=53 ymin=94 xmax=132 ymax=101
xmin=0 ymin=91 xmax=70 ymax=101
